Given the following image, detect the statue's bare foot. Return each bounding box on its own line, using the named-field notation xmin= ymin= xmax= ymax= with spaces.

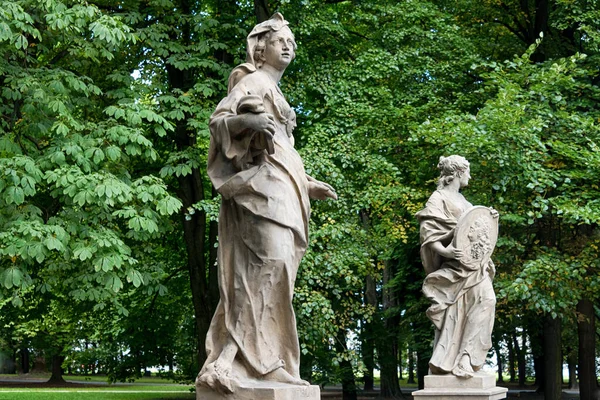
xmin=197 ymin=360 xmax=236 ymax=394
xmin=452 ymin=354 xmax=474 ymax=379
xmin=265 ymin=367 xmax=309 ymax=386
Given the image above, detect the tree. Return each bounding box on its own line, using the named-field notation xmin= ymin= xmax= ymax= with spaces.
xmin=415 ymin=39 xmax=600 ymax=397
xmin=105 ymin=0 xmax=274 ymax=372
xmin=2 ymin=0 xmax=599 ymax=391
xmin=279 ymin=0 xmax=488 ymax=392
xmin=0 ymin=0 xmax=182 ymax=381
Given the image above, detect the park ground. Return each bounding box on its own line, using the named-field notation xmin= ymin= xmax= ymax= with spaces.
xmin=0 ymin=374 xmax=582 ymax=399
xmin=0 ymin=373 xmax=195 ymax=400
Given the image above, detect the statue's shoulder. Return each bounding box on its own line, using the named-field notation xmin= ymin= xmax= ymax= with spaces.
xmin=416 ymin=190 xmax=452 ymax=222
xmin=417 ymin=190 xmax=440 ymax=219
xmin=228 ymin=64 xmax=271 ymax=95
xmin=426 ymin=189 xmax=446 ymax=206
xmin=227 ymin=63 xmax=256 ymax=93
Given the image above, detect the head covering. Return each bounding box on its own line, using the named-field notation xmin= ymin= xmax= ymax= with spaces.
xmin=245 ymin=13 xmax=290 ymax=65
xmin=227 ymin=13 xmax=291 ymax=93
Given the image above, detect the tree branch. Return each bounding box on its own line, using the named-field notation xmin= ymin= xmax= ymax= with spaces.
xmin=498 ymin=1 xmax=531 ymax=43
xmin=348 ymin=29 xmax=370 ymax=41
xmin=493 ymin=18 xmax=528 ymax=43
xmin=22 ymin=134 xmax=42 ymax=151
xmin=148 ymin=265 xmax=187 ymax=315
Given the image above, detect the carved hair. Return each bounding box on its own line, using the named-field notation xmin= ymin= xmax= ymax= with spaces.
xmin=252 ymin=29 xmax=297 ymax=69
xmin=246 ymin=13 xmax=297 ymax=69
xmin=229 ymin=13 xmax=296 ymax=92
xmin=252 ymin=32 xmax=269 ymax=68
xmin=437 ymin=155 xmax=469 ymax=189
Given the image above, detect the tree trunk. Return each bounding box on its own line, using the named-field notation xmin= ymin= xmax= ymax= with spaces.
xmin=414 ymin=306 xmax=433 ymax=390
xmin=254 ymin=0 xmax=271 ymax=23
xmin=30 ymin=355 xmax=46 ymax=374
xmin=8 ymin=349 xmax=16 ymax=374
xmin=541 ymin=315 xmax=561 ymax=400
xmin=362 ymin=274 xmax=377 ymax=391
xmin=47 ymin=354 xmax=66 ymax=384
xmin=336 ymin=328 xmax=357 ymax=400
xmin=165 ymin=0 xmax=234 ymax=369
xmin=578 ymin=298 xmax=600 ymax=400
xmin=517 ymin=329 xmax=527 ymax=387
xmin=566 ymin=346 xmax=578 ymax=390
xmin=378 ymin=335 xmax=401 ymax=398
xmin=398 ymin=342 xmax=403 ymax=380
xmin=299 ymin=352 xmax=313 ymax=383
xmin=533 ymin=350 xmax=544 ymax=389
xmin=164 ymin=0 xmax=211 ymax=369
xmin=416 ymin=346 xmax=428 ymax=390
xmin=20 ymin=348 xmax=29 ymax=374
xmin=207 ymin=187 xmax=220 ymax=312
xmin=377 ymin=260 xmax=402 ymax=398
xmin=508 ymin=333 xmax=516 ymax=383
xmin=179 ymin=171 xmax=211 ymax=367
xmin=493 ymin=339 xmax=504 ymax=383
xmin=531 ymin=0 xmax=549 ymax=62
xmin=407 ymin=347 xmax=416 ymax=384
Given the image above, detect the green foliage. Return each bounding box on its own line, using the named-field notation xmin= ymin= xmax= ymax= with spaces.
xmin=0 ymin=0 xmax=183 ymax=306
xmin=0 ymin=0 xmax=598 ymax=386
xmin=280 ymin=0 xmax=489 ymax=381
xmin=0 ymin=0 xmax=187 ymax=380
xmin=415 ymin=38 xmax=600 ymax=320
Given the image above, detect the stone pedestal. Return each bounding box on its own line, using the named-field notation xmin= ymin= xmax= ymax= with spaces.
xmin=412 ymin=373 xmax=508 ymax=400
xmin=196 ymin=382 xmax=320 ymax=400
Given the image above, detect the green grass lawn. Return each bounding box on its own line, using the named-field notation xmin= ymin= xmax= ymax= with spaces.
xmin=0 ymin=393 xmax=195 ymax=400
xmin=0 ymin=374 xmax=196 ymax=399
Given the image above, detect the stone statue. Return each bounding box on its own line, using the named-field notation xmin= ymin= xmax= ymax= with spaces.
xmin=416 ymin=155 xmax=499 ymax=379
xmin=196 ymin=13 xmax=336 ymax=396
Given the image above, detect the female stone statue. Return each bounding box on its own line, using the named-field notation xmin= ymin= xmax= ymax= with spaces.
xmin=196 ymin=13 xmax=336 ymax=394
xmin=416 ymin=155 xmax=498 ymax=379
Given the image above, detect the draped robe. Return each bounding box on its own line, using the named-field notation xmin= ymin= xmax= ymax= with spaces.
xmin=416 ymin=190 xmax=496 ymax=374
xmin=201 ymin=69 xmax=310 ymax=382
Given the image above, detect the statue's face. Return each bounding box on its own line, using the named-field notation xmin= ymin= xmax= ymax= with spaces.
xmin=262 ymin=26 xmax=296 ymax=70
xmin=459 ymin=167 xmax=471 ymax=188
xmin=468 ymin=225 xmax=478 ymax=242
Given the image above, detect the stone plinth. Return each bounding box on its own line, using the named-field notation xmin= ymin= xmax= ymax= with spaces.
xmin=412 ymin=373 xmax=508 ymax=400
xmin=196 ymin=382 xmax=320 ymax=400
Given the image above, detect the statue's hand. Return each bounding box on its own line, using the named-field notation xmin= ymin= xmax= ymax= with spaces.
xmin=432 ymin=242 xmax=463 ymax=260
xmin=450 ymin=246 xmax=463 ymax=261
xmin=240 ymin=112 xmax=276 ymax=139
xmin=308 ymin=179 xmax=337 ymax=200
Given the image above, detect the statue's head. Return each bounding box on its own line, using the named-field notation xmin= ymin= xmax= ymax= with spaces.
xmin=437 ymin=155 xmax=470 ymax=189
xmin=227 ymin=13 xmax=296 ymax=93
xmin=246 ymin=13 xmax=297 ymax=69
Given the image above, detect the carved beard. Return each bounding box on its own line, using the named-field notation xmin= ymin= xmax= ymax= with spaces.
xmin=469 ymin=234 xmax=491 ymax=260
xmin=470 ymin=241 xmax=485 ymax=260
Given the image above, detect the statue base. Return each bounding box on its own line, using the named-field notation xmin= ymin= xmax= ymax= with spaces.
xmin=412 ymin=373 xmax=508 ymax=400
xmin=196 ymin=382 xmax=320 ymax=400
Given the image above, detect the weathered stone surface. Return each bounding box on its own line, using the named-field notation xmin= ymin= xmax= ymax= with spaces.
xmin=196 ymin=383 xmax=320 ymax=400
xmin=412 ymin=373 xmax=507 ymax=400
xmin=424 ymin=372 xmax=496 ymax=389
xmin=412 ymin=388 xmax=508 ymax=400
xmin=195 ymin=12 xmax=336 ymax=396
xmin=415 ymin=155 xmax=499 ymax=378
xmin=453 ymin=206 xmax=499 ymax=260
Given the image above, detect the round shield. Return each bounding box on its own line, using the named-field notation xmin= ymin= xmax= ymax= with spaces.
xmin=452 ymin=206 xmax=499 ymax=263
